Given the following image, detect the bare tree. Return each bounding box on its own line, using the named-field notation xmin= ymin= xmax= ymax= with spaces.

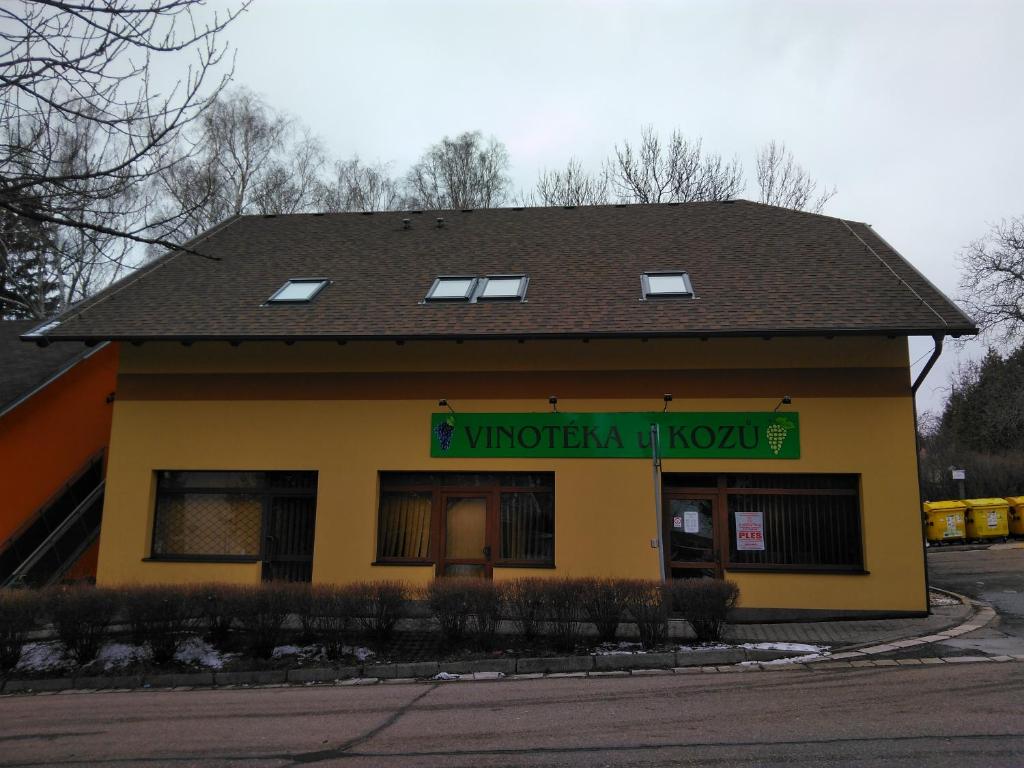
xmin=316 ymin=157 xmax=402 ymax=212
xmin=958 ymin=215 xmax=1024 ymax=343
xmin=1 ymin=117 xmax=143 ymax=318
xmin=607 ymin=127 xmax=744 ymax=204
xmin=405 ymin=131 xmax=510 ymax=209
xmin=153 ymin=88 xmax=328 ymax=241
xmin=755 ymin=141 xmax=836 ymax=213
xmin=530 ymin=158 xmax=611 ymax=206
xmin=0 ymin=0 xmax=246 ymax=250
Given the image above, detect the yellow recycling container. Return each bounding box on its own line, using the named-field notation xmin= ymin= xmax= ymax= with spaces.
xmin=922 ymin=500 xmax=966 ymax=544
xmin=1007 ymin=497 xmax=1024 ymax=536
xmin=963 ymin=498 xmax=1009 ymax=540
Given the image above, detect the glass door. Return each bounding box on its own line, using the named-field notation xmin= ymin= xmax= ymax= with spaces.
xmin=439 ymin=494 xmax=492 ymax=578
xmin=664 ymin=495 xmax=721 ymax=578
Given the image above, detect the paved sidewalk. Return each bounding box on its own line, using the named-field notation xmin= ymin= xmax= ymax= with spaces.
xmin=722 ymin=601 xmax=971 ymax=650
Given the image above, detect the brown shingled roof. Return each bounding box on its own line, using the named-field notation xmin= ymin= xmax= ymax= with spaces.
xmin=1 ymin=320 xmax=100 ymax=415
xmin=25 ymin=201 xmax=976 ymax=343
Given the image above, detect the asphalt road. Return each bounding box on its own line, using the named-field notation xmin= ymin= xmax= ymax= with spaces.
xmin=3 ymin=664 xmax=1024 ymax=767
xmin=928 ymin=545 xmax=1024 ymax=656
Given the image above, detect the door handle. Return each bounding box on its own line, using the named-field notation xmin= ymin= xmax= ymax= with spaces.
xmin=483 ymin=545 xmax=492 ymax=561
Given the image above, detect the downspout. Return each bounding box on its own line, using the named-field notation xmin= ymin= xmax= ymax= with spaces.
xmin=911 ymin=335 xmax=945 ymax=615
xmin=651 ymin=423 xmax=666 ymax=582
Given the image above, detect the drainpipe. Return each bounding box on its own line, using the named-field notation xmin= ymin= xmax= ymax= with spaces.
xmin=651 ymin=423 xmax=667 ymax=582
xmin=911 ymin=335 xmax=945 ymax=615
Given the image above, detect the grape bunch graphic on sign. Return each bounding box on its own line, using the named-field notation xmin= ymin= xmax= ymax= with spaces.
xmin=766 ymin=415 xmax=795 ymax=455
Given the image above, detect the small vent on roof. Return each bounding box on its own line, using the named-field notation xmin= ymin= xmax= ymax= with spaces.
xmin=402 ymin=218 xmax=411 ymax=230
xmin=436 ymin=217 xmax=445 ymax=228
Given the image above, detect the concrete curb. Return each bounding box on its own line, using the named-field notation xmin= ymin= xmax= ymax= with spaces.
xmin=0 ymin=646 xmax=801 ymax=695
xmin=806 ymin=588 xmax=997 ymax=665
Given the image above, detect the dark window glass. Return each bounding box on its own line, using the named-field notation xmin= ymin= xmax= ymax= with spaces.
xmin=500 ymin=491 xmax=554 ymax=563
xmin=725 ymin=474 xmax=858 ymax=491
xmin=152 ymin=471 xmax=317 ymax=559
xmin=727 ymin=492 xmax=862 ymax=568
xmin=662 ymin=474 xmax=718 ymax=490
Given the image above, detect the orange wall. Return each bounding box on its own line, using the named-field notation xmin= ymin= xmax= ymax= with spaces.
xmin=0 ymin=343 xmax=118 ymax=544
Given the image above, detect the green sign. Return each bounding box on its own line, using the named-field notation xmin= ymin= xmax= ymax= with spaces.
xmin=430 ymin=412 xmax=799 ymax=459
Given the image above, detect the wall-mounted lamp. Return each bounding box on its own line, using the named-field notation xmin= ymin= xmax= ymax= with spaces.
xmin=549 ymin=395 xmax=559 ymax=413
xmin=438 ymin=398 xmax=456 ymax=414
xmin=773 ymin=395 xmax=793 ymax=412
xmin=662 ymin=393 xmax=673 ymax=413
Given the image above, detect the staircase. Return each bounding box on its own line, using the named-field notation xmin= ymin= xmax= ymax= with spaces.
xmin=0 ymin=452 xmax=105 ymax=588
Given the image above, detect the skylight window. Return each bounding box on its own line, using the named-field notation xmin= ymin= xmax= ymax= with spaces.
xmin=642 ymin=272 xmax=693 ymax=298
xmin=425 ymin=277 xmax=476 ymax=301
xmin=267 ymin=279 xmax=329 ymax=303
xmin=479 ymin=275 xmax=528 ymax=301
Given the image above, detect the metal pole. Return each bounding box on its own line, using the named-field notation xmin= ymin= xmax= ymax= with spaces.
xmin=651 ymin=423 xmax=666 ymax=582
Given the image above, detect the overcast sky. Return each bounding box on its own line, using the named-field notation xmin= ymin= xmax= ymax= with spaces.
xmin=205 ymin=0 xmax=1024 ymax=413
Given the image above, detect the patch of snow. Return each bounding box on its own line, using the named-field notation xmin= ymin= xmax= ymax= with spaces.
xmin=433 ymin=672 xmax=461 ymax=681
xmin=341 ymin=645 xmax=375 ymax=662
xmin=929 ymin=591 xmax=961 ymax=607
xmin=677 ymin=643 xmax=731 ymax=653
xmin=174 ymin=636 xmax=234 ymax=669
xmin=756 ymin=653 xmax=829 ymax=664
xmin=94 ymin=643 xmax=149 ymax=671
xmin=738 ymin=642 xmax=829 ymax=654
xmin=594 ymin=641 xmax=646 ymax=656
xmin=14 ymin=642 xmax=66 ymax=673
xmin=272 ymin=645 xmax=303 ymax=658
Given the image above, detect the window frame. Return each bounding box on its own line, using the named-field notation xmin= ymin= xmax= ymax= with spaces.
xmin=148 ymin=470 xmax=318 ymax=563
xmin=641 ymin=271 xmax=694 ymax=299
xmin=663 ymin=473 xmax=865 ymax=574
xmin=424 ymin=276 xmax=478 ymax=302
xmin=265 ymin=278 xmax=330 ymax=304
xmin=375 ymin=472 xmax=555 ymax=569
xmin=477 ymin=274 xmax=529 ymax=302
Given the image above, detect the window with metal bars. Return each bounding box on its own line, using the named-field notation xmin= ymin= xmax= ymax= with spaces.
xmin=666 ymin=473 xmax=863 ymax=571
xmin=151 ymin=471 xmax=317 ymax=561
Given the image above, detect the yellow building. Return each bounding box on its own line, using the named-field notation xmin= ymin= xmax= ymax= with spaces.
xmin=24 ymin=202 xmax=975 ymax=618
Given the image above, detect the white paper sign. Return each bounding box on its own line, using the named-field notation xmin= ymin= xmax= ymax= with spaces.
xmin=672 ymin=516 xmax=683 ymax=529
xmin=735 ymin=511 xmax=765 ymax=551
xmin=683 ymin=509 xmax=700 ymax=534
xmin=988 ymin=511 xmax=999 ymax=528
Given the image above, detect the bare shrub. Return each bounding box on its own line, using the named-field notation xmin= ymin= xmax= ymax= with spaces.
xmin=622 ymin=581 xmax=669 ymax=649
xmin=465 ymin=581 xmax=502 ymax=651
xmin=233 ymin=584 xmax=292 ymax=659
xmin=45 ymin=585 xmax=120 ymax=665
xmin=310 ymin=585 xmax=358 ymax=661
xmin=0 ymin=589 xmax=39 ymax=672
xmin=501 ymin=579 xmax=546 ymax=642
xmin=540 ymin=579 xmax=585 ymax=653
xmin=123 ymin=585 xmax=202 ymax=664
xmin=668 ymin=579 xmax=740 ymax=642
xmin=194 ymin=584 xmax=241 ymax=649
xmin=352 ymin=582 xmax=407 ymax=649
xmin=282 ymin=582 xmax=316 ymax=642
xmin=426 ymin=578 xmax=474 ymax=646
xmin=580 ymin=578 xmax=628 ymax=644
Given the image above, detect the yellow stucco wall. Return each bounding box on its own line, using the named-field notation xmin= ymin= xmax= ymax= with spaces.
xmin=96 ymin=337 xmax=926 ymax=613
